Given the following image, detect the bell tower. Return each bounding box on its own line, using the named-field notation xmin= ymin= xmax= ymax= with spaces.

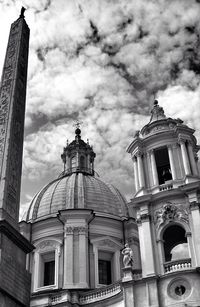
xmin=0 ymin=8 xmax=33 ymax=307
xmin=127 ymin=100 xmax=200 ymax=306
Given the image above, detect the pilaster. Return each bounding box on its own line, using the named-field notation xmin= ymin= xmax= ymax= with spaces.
xmin=136 ymin=206 xmax=155 ymax=277
xmin=59 ymin=209 xmax=93 ymax=289
xmin=189 ymin=201 xmax=200 ymax=266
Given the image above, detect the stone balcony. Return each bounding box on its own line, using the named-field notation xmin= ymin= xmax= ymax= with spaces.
xmin=164 ymin=258 xmax=192 ymax=273
xmin=49 ymin=281 xmax=122 ymax=306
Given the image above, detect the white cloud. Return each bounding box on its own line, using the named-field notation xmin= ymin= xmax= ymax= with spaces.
xmin=0 ymin=0 xmax=199 ymax=207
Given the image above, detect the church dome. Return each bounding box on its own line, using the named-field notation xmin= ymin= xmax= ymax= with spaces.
xmin=25 ymin=124 xmax=128 ymax=222
xmin=26 ymin=172 xmax=128 ymax=221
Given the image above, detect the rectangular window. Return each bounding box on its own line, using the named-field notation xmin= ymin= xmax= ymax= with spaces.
xmin=154 ymin=147 xmax=172 ymax=184
xmin=40 ymin=251 xmax=55 ymax=287
xmin=98 ymin=251 xmax=113 ymax=285
xmin=44 ymin=260 xmax=55 ymax=286
xmin=98 ymin=259 xmax=111 ymax=285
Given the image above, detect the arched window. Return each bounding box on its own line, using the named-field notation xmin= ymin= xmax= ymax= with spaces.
xmin=163 ymin=225 xmax=189 ymax=262
xmin=71 ymin=155 xmax=76 ymax=169
xmin=80 ymin=156 xmax=85 ymax=169
xmin=154 ymin=147 xmax=172 ymax=184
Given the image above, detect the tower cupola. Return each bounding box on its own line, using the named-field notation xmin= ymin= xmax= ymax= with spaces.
xmin=61 ymin=124 xmax=96 ymax=176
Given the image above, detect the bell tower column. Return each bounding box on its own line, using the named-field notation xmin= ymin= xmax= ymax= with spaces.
xmin=187 ymin=141 xmax=198 ymax=176
xmin=133 ymin=156 xmax=139 ymax=191
xmin=150 ymin=150 xmax=159 ymax=186
xmin=179 ymin=139 xmax=191 ymax=175
xmin=137 ymin=152 xmax=145 ymax=189
xmin=167 ymin=145 xmax=177 ymax=180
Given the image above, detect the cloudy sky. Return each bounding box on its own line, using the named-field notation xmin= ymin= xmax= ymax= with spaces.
xmin=0 ymin=0 xmax=200 ymax=218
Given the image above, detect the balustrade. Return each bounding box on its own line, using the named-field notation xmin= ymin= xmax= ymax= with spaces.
xmin=164 ymin=258 xmax=191 ymax=273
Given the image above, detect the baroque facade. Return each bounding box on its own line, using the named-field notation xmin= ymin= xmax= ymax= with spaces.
xmin=1 ymin=10 xmax=200 ymax=307
xmin=20 ymin=99 xmax=200 ymax=307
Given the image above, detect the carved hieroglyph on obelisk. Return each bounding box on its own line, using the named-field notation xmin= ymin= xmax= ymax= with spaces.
xmin=0 ymin=8 xmax=33 ymax=307
xmin=0 ymin=7 xmax=29 ymax=227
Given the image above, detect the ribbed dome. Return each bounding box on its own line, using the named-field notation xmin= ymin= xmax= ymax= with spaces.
xmin=26 ymin=173 xmax=128 ymax=221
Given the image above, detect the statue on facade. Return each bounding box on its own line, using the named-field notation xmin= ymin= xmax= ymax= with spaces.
xmin=122 ymin=243 xmax=133 ymax=267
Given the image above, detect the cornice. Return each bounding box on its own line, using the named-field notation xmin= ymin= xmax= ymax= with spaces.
xmin=0 ymin=219 xmax=34 ymax=253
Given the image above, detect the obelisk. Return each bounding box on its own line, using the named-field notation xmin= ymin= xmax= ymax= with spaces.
xmin=0 ymin=8 xmax=33 ymax=307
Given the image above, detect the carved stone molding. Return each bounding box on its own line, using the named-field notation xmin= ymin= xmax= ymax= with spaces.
xmin=136 ymin=213 xmax=151 ymax=224
xmin=37 ymin=240 xmax=61 ymax=256
xmin=189 ymin=201 xmax=200 ymax=211
xmin=154 ymin=202 xmax=189 ymax=229
xmin=127 ymin=236 xmax=139 ymax=245
xmin=65 ymin=226 xmax=88 ymax=235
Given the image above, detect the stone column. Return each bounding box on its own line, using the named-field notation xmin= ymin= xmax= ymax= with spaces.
xmin=137 ymin=213 xmax=155 ymax=277
xmin=167 ymin=145 xmax=176 ymax=180
xmin=150 ymin=150 xmax=159 ymax=186
xmin=78 ymin=226 xmax=89 ymax=287
xmin=137 ymin=152 xmax=145 ymax=189
xmin=133 ymin=156 xmax=139 ymax=191
xmin=179 ymin=139 xmax=191 ymax=175
xmin=63 ymin=226 xmax=74 ymax=287
xmin=187 ymin=142 xmax=198 ymax=176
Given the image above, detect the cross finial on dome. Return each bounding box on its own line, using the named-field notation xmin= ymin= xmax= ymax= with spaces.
xmin=149 ymin=99 xmax=166 ymax=123
xmin=73 ymin=120 xmax=83 ymax=137
xmin=73 ymin=120 xmax=83 ymax=130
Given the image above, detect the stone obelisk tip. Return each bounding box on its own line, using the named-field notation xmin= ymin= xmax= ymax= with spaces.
xmin=19 ymin=6 xmax=26 ymax=18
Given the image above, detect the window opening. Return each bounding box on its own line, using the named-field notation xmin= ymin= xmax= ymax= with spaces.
xmin=80 ymin=156 xmax=85 ymax=169
xmin=98 ymin=259 xmax=111 ymax=285
xmin=40 ymin=251 xmax=55 ymax=287
xmin=44 ymin=260 xmax=55 ymax=286
xmin=71 ymin=155 xmax=76 ymax=168
xmin=98 ymin=251 xmax=113 ymax=285
xmin=175 ymin=285 xmax=186 ymax=296
xmin=154 ymin=147 xmax=172 ymax=185
xmin=163 ymin=225 xmax=189 ymax=262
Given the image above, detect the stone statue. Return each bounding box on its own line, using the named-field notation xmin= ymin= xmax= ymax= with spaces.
xmin=122 ymin=243 xmax=133 ymax=267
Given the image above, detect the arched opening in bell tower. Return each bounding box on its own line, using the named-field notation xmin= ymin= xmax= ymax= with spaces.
xmin=154 ymin=147 xmax=172 ymax=185
xmin=163 ymin=224 xmax=189 ymax=262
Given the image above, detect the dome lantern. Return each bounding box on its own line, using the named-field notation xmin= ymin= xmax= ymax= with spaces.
xmin=61 ymin=122 xmax=96 ymax=176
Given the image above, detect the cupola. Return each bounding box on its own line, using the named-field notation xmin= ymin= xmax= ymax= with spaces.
xmin=127 ymin=100 xmax=200 ymax=197
xmin=61 ymin=124 xmax=96 ymax=176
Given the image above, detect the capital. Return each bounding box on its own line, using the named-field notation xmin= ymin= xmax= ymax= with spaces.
xmin=190 ymin=201 xmax=200 ymax=211
xmin=136 ymin=151 xmax=142 ymax=158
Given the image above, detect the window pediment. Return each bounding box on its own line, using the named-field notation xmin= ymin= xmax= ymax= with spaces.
xmin=91 ymin=236 xmax=123 ymax=251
